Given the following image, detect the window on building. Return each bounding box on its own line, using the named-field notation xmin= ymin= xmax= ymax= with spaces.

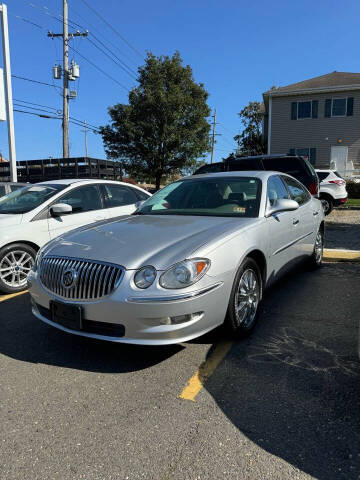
xmin=288 ymin=148 xmax=316 ymax=166
xmin=325 ymin=97 xmax=354 ymax=117
xmin=291 ymin=100 xmax=318 ymax=120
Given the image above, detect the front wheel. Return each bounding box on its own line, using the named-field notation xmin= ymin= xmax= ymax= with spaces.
xmin=0 ymin=243 xmax=36 ymax=293
xmin=225 ymin=258 xmax=262 ymax=336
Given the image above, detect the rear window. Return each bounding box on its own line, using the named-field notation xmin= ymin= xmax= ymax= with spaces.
xmin=262 ymin=157 xmax=308 ymax=177
xmin=228 ymin=158 xmax=264 ymax=171
xmin=194 ymin=163 xmax=225 ymax=174
xmin=316 ymin=172 xmax=330 ymax=181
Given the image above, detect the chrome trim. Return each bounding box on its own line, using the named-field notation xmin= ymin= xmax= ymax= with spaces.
xmin=39 ymin=255 xmax=124 ymax=301
xmin=126 ymin=282 xmax=223 ymax=303
xmin=273 ymin=231 xmax=314 ymax=256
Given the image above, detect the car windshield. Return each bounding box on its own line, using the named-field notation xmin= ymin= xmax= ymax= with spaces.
xmin=137 ymin=176 xmax=262 ymax=218
xmin=0 ymin=184 xmax=67 ymax=214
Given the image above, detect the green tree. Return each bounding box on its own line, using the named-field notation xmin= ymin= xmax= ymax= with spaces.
xmin=234 ymin=101 xmax=267 ymax=156
xmin=100 ymin=52 xmax=211 ymax=189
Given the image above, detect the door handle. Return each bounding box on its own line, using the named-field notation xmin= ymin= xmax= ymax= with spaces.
xmin=293 ymin=219 xmax=299 ymax=225
xmin=313 ymin=211 xmax=319 ymax=216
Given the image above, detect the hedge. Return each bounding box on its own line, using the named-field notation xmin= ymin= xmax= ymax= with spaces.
xmin=346 ymin=181 xmax=360 ymax=199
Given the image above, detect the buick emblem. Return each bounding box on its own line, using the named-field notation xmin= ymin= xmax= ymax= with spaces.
xmin=61 ymin=268 xmax=78 ymax=289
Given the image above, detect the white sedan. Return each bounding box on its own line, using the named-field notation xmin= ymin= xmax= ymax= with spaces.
xmin=0 ymin=179 xmax=150 ymax=293
xmin=29 ymin=171 xmax=324 ymax=345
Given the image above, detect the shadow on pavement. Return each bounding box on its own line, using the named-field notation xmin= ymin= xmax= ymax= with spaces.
xmin=0 ymin=294 xmax=183 ymax=373
xmin=205 ymin=263 xmax=360 ymax=480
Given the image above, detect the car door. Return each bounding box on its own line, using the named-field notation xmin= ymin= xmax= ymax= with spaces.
xmin=100 ymin=184 xmax=139 ymax=218
xmin=48 ymin=184 xmax=108 ymax=239
xmin=265 ymin=175 xmax=299 ymax=280
xmin=282 ymin=175 xmax=316 ymax=258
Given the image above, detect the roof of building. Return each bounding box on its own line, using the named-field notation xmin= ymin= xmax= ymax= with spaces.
xmin=263 ymin=71 xmax=360 ymax=96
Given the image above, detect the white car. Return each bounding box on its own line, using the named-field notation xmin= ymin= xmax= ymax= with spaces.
xmin=316 ymin=170 xmax=348 ymax=215
xmin=0 ymin=179 xmax=150 ymax=293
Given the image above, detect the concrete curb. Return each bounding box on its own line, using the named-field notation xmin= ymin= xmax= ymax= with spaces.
xmin=323 ymin=248 xmax=360 ymax=262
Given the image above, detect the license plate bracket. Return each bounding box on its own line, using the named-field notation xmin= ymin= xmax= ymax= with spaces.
xmin=50 ymin=301 xmax=83 ymax=331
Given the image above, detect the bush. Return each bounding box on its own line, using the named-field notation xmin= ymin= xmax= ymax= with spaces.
xmin=346 ymin=181 xmax=360 ymax=198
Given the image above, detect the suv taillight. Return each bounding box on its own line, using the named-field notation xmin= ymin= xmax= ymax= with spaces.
xmin=309 ymin=182 xmax=318 ymax=196
xmin=329 ymin=179 xmax=346 ymax=186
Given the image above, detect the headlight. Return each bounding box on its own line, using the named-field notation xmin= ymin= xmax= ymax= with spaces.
xmin=159 ymin=258 xmax=210 ymax=289
xmin=134 ymin=266 xmax=156 ymax=289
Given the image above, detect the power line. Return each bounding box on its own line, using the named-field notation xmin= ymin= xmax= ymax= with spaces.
xmin=79 ymin=0 xmax=143 ymax=59
xmin=68 ymin=43 xmax=130 ymax=91
xmin=14 ymin=98 xmax=62 ymax=113
xmin=11 ymin=74 xmax=54 ymax=87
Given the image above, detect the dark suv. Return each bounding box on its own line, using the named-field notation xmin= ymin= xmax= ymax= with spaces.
xmin=194 ymin=155 xmax=319 ymax=196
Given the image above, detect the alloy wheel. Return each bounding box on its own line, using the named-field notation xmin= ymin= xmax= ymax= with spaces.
xmin=315 ymin=232 xmax=323 ymax=265
xmin=321 ymin=198 xmax=330 ymax=215
xmin=0 ymin=250 xmax=34 ymax=288
xmin=234 ymin=268 xmax=260 ymax=328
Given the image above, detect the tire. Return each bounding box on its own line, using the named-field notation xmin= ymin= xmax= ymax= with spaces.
xmin=308 ymin=229 xmax=323 ymax=270
xmin=0 ymin=243 xmax=36 ymax=293
xmin=225 ymin=257 xmax=263 ymax=336
xmin=320 ymin=196 xmax=333 ymax=215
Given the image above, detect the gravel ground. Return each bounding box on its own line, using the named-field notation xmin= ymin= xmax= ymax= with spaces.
xmin=326 ymin=209 xmax=360 ymax=225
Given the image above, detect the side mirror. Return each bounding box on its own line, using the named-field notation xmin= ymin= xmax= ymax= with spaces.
xmin=265 ymin=198 xmax=299 ymax=217
xmin=50 ymin=203 xmax=73 ymax=217
xmin=135 ymin=200 xmax=146 ymax=209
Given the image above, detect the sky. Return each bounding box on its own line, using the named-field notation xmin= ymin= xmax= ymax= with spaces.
xmin=1 ymin=0 xmax=360 ymax=164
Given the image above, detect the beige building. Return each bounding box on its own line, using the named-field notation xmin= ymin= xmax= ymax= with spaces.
xmin=262 ymin=72 xmax=360 ymax=175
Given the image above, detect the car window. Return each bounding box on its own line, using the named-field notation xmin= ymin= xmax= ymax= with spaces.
xmin=282 ymin=176 xmax=310 ymax=206
xmin=0 ymin=186 xmax=6 ymax=197
xmin=10 ymin=184 xmax=25 ymax=192
xmin=0 ymin=184 xmax=67 ymax=214
xmin=59 ymin=185 xmax=102 ymax=213
xmin=103 ymin=184 xmax=138 ymax=208
xmin=316 ymin=172 xmax=329 ymax=181
xmin=133 ymin=188 xmax=150 ymax=201
xmin=262 ymin=157 xmax=308 ymax=178
xmin=228 ymin=158 xmax=264 ymax=171
xmin=194 ymin=163 xmax=225 ymax=174
xmin=267 ymin=176 xmax=290 ymax=206
xmin=137 ymin=176 xmax=262 ymax=218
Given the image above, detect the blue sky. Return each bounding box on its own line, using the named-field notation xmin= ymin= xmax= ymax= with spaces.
xmin=2 ymin=0 xmax=360 ymax=164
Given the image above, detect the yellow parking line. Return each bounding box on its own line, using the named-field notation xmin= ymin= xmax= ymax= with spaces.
xmin=323 ymin=248 xmax=360 ymax=262
xmin=180 ymin=340 xmax=233 ymax=402
xmin=0 ymin=290 xmax=28 ymax=303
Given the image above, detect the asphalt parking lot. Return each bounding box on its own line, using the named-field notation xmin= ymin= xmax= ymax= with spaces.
xmin=1 ymin=261 xmax=360 ymax=480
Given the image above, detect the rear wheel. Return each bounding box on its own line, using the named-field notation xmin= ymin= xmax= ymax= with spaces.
xmin=320 ymin=196 xmax=333 ymax=215
xmin=225 ymin=258 xmax=262 ymax=336
xmin=0 ymin=243 xmax=36 ymax=293
xmin=308 ymin=229 xmax=323 ymax=270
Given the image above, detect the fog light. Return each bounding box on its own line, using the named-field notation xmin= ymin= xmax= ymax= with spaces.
xmin=160 ymin=312 xmax=204 ymax=325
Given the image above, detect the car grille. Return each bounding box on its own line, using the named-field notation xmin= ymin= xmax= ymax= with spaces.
xmin=39 ymin=256 xmax=124 ymax=301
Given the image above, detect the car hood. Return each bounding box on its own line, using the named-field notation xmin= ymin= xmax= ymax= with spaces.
xmin=46 ymin=215 xmax=258 ymax=270
xmin=0 ymin=213 xmax=23 ymax=226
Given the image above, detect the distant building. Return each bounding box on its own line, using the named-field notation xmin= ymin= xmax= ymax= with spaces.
xmin=262 ymin=72 xmax=360 ymax=175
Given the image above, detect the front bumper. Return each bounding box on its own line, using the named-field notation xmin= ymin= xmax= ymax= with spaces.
xmin=28 ymin=270 xmax=231 ymax=345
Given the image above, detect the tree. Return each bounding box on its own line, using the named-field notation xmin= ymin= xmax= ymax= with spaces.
xmin=234 ymin=101 xmax=267 ymax=156
xmin=100 ymin=52 xmax=211 ymax=189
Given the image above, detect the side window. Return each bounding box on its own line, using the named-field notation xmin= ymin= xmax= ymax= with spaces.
xmin=267 ymin=176 xmax=290 ymax=207
xmin=0 ymin=186 xmax=6 ymax=197
xmin=282 ymin=176 xmax=310 ymax=206
xmin=59 ymin=185 xmax=102 ymax=213
xmin=133 ymin=188 xmax=150 ymax=201
xmin=103 ymin=184 xmax=138 ymax=208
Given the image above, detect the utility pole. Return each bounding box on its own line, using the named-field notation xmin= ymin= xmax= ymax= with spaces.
xmin=210 ymin=108 xmax=216 ymax=164
xmin=48 ymin=1 xmax=87 ymax=158
xmin=0 ymin=3 xmax=17 ymax=181
xmin=84 ymin=120 xmax=88 ymax=157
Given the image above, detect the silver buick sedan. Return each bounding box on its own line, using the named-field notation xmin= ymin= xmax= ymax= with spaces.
xmin=28 ymin=171 xmax=324 ymax=345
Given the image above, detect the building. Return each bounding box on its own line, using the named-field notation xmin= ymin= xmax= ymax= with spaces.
xmin=262 ymin=72 xmax=360 ymax=175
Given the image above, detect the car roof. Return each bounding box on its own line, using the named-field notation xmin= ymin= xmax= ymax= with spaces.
xmin=186 ymin=170 xmax=285 ymax=181
xmin=35 ymin=178 xmax=144 ymax=188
